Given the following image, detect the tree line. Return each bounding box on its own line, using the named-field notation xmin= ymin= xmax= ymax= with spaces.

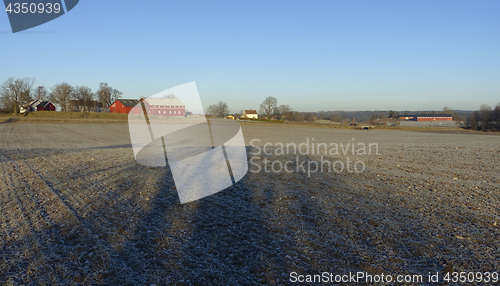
xmin=205 ymin=96 xmax=317 ymax=122
xmin=459 ymin=103 xmax=500 ymax=131
xmin=0 ymin=77 xmax=122 ymax=115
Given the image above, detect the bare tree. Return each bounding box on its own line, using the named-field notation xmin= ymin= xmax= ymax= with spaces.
xmin=303 ymin=112 xmax=316 ymax=122
xmin=277 ymin=104 xmax=291 ymax=120
xmin=206 ymin=104 xmax=217 ymax=117
xmin=205 ymin=101 xmax=230 ymax=118
xmin=329 ymin=114 xmax=339 ymax=122
xmin=260 ymin=96 xmax=277 ymax=120
xmin=215 ymin=101 xmax=230 ymax=118
xmin=494 ymin=103 xmax=500 ymax=131
xmin=469 ymin=111 xmax=480 ymax=130
xmin=0 ymin=77 xmax=35 ymax=115
xmin=442 ymin=107 xmax=453 ymax=113
xmin=442 ymin=106 xmax=459 ymax=120
xmin=96 ymin=83 xmax=123 ymax=108
xmin=34 ymin=86 xmax=48 ymax=101
xmin=479 ymin=104 xmax=492 ymax=131
xmin=49 ymin=83 xmax=73 ymax=112
xmin=0 ymin=90 xmax=11 ymax=112
xmin=285 ymin=111 xmax=304 ymax=122
xmin=73 ymin=86 xmax=95 ymax=112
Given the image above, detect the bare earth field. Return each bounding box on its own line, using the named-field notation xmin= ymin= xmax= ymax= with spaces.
xmin=0 ymin=122 xmax=499 ymax=285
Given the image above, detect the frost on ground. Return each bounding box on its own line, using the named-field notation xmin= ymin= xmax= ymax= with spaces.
xmin=0 ymin=123 xmax=499 ymax=285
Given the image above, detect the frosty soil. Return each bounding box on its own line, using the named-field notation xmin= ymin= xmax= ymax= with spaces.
xmin=0 ymin=122 xmax=499 ymax=285
xmin=248 ymin=138 xmax=378 ymax=176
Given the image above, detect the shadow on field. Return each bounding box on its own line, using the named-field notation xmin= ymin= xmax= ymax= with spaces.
xmin=99 ymin=169 xmax=278 ymax=285
xmin=1 ymin=146 xmax=373 ymax=285
xmin=0 ymin=118 xmax=19 ymax=124
xmin=0 ymin=147 xmax=279 ymax=284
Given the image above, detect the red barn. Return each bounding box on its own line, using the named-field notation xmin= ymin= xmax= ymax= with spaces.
xmin=414 ymin=114 xmax=453 ymax=121
xmin=143 ymin=98 xmax=186 ymax=117
xmin=109 ymin=99 xmax=141 ymax=114
xmin=37 ymin=101 xmax=56 ymax=111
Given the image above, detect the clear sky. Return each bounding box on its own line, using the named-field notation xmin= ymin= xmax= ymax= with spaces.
xmin=1 ymin=0 xmax=499 ymax=112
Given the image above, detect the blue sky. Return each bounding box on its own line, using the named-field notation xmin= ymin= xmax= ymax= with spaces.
xmin=1 ymin=0 xmax=499 ymax=112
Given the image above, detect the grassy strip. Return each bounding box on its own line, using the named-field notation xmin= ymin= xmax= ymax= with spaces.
xmin=0 ymin=111 xmax=128 ymax=120
xmin=0 ymin=111 xmax=128 ymax=122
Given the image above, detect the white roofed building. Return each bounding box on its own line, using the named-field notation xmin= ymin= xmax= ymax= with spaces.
xmin=242 ymin=109 xmax=258 ymax=119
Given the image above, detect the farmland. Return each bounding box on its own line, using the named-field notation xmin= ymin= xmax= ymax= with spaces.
xmin=0 ymin=122 xmax=499 ymax=285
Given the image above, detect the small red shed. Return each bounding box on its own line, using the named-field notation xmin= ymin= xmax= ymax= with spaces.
xmin=109 ymin=99 xmax=141 ymax=114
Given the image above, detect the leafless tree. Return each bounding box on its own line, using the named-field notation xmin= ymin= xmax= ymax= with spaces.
xmin=0 ymin=91 xmax=10 ymax=112
xmin=0 ymin=77 xmax=35 ymax=115
xmin=96 ymin=83 xmax=123 ymax=108
xmin=469 ymin=111 xmax=480 ymax=130
xmin=34 ymin=86 xmax=48 ymax=101
xmin=479 ymin=104 xmax=492 ymax=131
xmin=493 ymin=103 xmax=500 ymax=131
xmin=260 ymin=96 xmax=277 ymax=120
xmin=49 ymin=83 xmax=73 ymax=112
xmin=286 ymin=111 xmax=304 ymax=122
xmin=442 ymin=106 xmax=459 ymax=120
xmin=329 ymin=114 xmax=339 ymax=122
xmin=442 ymin=106 xmax=453 ymax=113
xmin=206 ymin=101 xmax=230 ymax=118
xmin=206 ymin=104 xmax=217 ymax=117
xmin=303 ymin=112 xmax=316 ymax=122
xmin=73 ymin=86 xmax=95 ymax=112
xmin=215 ymin=101 xmax=230 ymax=118
xmin=277 ymin=104 xmax=291 ymax=120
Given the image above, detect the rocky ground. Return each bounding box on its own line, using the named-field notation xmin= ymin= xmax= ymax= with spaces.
xmin=0 ymin=122 xmax=499 ymax=285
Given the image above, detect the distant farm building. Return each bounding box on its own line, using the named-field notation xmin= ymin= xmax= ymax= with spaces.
xmin=109 ymin=99 xmax=141 ymax=114
xmin=398 ymin=115 xmax=415 ymax=120
xmin=242 ymin=109 xmax=258 ymax=119
xmin=37 ymin=101 xmax=56 ymax=111
xmin=21 ymin=100 xmax=56 ymax=113
xmin=414 ymin=114 xmax=453 ymax=121
xmin=26 ymin=99 xmax=43 ymax=112
xmin=398 ymin=114 xmax=452 ymax=121
xmin=143 ymin=98 xmax=186 ymax=117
